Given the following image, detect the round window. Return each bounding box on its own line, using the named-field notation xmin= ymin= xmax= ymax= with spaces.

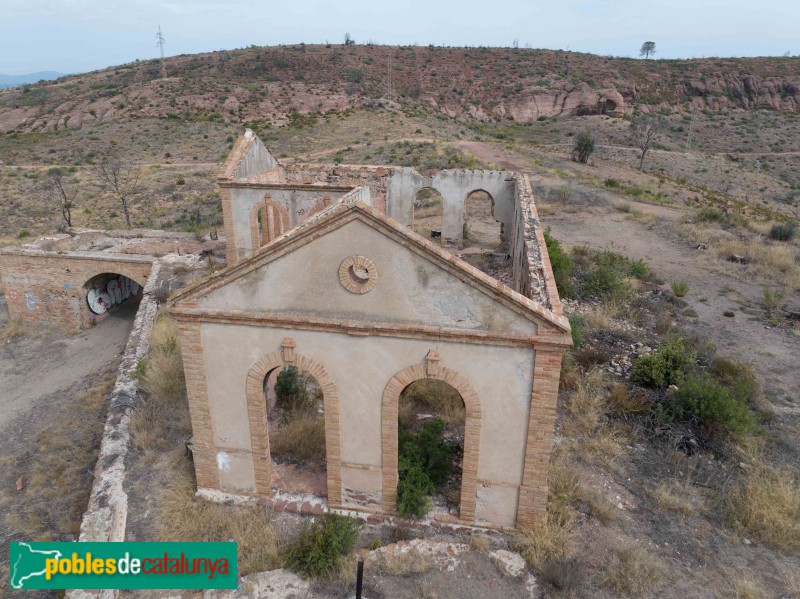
xmin=338 ymin=255 xmax=378 ymax=294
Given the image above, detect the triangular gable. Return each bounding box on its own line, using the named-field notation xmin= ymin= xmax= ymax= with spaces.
xmin=219 ymin=129 xmax=279 ymax=181
xmin=171 ymin=202 xmax=571 ymax=340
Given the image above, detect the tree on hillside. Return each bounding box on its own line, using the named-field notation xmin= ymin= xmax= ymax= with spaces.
xmin=344 ymin=33 xmax=355 ymax=46
xmin=630 ymin=117 xmax=661 ymax=171
xmin=572 ymin=131 xmax=596 ymax=164
xmin=639 ymin=41 xmax=656 ymax=59
xmin=41 ymin=167 xmax=76 ymax=229
xmin=93 ymin=157 xmax=142 ymax=228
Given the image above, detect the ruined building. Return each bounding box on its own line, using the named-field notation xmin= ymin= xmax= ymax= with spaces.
xmin=170 ymin=131 xmax=571 ymax=531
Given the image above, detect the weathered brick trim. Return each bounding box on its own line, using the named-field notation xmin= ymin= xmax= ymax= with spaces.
xmin=381 ymin=355 xmax=481 ymax=522
xmin=516 ymin=349 xmax=563 ymax=531
xmin=177 ymin=320 xmax=219 ymax=491
xmin=220 ymin=186 xmax=237 ymax=265
xmin=170 ymin=307 xmax=564 ymax=349
xmin=245 ymin=341 xmax=343 ymax=506
xmin=249 ymin=199 xmax=266 ymax=252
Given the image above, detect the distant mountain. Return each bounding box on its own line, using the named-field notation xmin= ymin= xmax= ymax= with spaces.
xmin=0 ymin=71 xmax=66 ymax=89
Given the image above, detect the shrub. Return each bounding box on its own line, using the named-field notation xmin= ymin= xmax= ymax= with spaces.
xmin=762 ymin=286 xmax=785 ymax=311
xmin=582 ymin=265 xmax=626 ymax=299
xmin=176 ymin=176 xmax=186 ymax=185
xmin=571 ymin=131 xmax=595 ymax=164
xmin=396 ymin=419 xmax=455 ymax=518
xmin=543 ymin=228 xmax=576 ymax=297
xmin=670 ymin=280 xmax=689 ymax=297
xmin=604 ymin=178 xmax=621 ymax=188
xmin=768 ymin=220 xmax=797 ymax=241
xmin=286 ymin=514 xmax=361 ymax=579
xmin=630 ymin=335 xmax=694 ymax=388
xmin=668 ymin=372 xmax=756 ymax=434
xmin=568 ymin=313 xmax=585 ymax=348
xmin=17 ymin=230 xmax=31 ymax=239
xmin=628 ymin=259 xmax=649 ymax=279
xmin=602 ymin=547 xmax=667 ymax=597
xmin=696 ymin=206 xmax=724 ymax=223
xmin=269 ymin=412 xmax=326 ymax=465
xmin=275 ymin=366 xmax=315 ymax=414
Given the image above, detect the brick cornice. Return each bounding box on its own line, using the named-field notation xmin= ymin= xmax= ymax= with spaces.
xmin=168 ymin=307 xmax=572 ymax=349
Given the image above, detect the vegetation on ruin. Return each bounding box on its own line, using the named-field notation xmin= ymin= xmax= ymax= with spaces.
xmin=286 ymin=514 xmax=361 ymax=579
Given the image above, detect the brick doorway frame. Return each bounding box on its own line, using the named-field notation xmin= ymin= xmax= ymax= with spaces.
xmin=245 ymin=338 xmax=343 ymax=506
xmin=380 ymin=350 xmax=481 ymax=522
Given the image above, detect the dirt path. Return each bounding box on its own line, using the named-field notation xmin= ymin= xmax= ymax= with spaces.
xmin=0 ymin=302 xmax=136 ymax=429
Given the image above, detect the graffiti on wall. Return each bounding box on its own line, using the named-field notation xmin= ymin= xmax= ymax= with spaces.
xmin=86 ymin=276 xmax=141 ymax=315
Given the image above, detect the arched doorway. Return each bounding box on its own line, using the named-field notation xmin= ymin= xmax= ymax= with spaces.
xmin=410 ymin=187 xmax=444 ymax=245
xmin=381 ymin=356 xmax=481 ymax=522
xmin=463 ymin=189 xmax=503 ymax=250
xmin=263 ymin=365 xmax=327 ymax=497
xmin=397 ymin=379 xmax=466 ymax=519
xmin=82 ymin=272 xmax=143 ymax=323
xmin=245 ymin=343 xmax=342 ymax=505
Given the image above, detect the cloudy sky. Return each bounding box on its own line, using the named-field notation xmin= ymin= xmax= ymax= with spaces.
xmin=1 ymin=0 xmax=797 ymax=75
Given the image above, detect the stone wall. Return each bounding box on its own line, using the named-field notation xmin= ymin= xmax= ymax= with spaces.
xmin=0 ymin=250 xmax=153 ymax=330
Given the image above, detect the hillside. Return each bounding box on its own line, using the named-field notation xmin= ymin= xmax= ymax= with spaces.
xmin=0 ymin=45 xmax=798 ymax=133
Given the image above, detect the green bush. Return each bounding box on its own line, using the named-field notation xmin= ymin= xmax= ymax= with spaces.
xmin=768 ymin=221 xmax=797 ymax=241
xmin=543 ymin=228 xmax=576 ymax=297
xmin=572 ymin=131 xmax=595 ymax=164
xmin=604 ymin=178 xmax=621 ymax=188
xmin=667 ymin=372 xmax=756 ymax=434
xmin=631 ymin=335 xmax=695 ymax=388
xmin=628 ymin=259 xmax=650 ymax=279
xmin=582 ymin=265 xmax=626 ymax=299
xmin=275 ymin=366 xmax=314 ymax=414
xmin=696 ymin=207 xmax=724 ymax=223
xmin=286 ymin=514 xmax=361 ymax=579
xmin=397 ymin=418 xmax=455 ymax=518
xmin=670 ymin=280 xmax=689 ymax=297
xmin=568 ymin=313 xmax=585 ymax=348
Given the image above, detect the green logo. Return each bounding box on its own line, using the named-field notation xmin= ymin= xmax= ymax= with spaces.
xmin=9 ymin=542 xmax=238 ymax=590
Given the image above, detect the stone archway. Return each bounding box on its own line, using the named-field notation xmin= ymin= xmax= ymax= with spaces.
xmin=245 ymin=338 xmax=342 ymax=506
xmin=381 ymin=350 xmax=481 ymax=521
xmin=250 ymin=195 xmax=291 ymax=251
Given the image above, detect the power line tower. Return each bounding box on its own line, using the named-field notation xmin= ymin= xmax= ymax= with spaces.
xmin=156 ymin=26 xmax=167 ymax=79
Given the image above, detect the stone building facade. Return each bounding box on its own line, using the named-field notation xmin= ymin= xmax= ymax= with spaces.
xmin=171 ymin=130 xmax=571 ymax=531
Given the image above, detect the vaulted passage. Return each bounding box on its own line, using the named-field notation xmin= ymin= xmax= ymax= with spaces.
xmin=82 ymin=272 xmax=143 ymax=323
xmin=411 ymin=187 xmax=444 ymax=244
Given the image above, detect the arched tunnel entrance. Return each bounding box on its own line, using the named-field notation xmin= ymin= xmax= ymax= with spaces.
xmin=82 ymin=272 xmax=144 ymax=323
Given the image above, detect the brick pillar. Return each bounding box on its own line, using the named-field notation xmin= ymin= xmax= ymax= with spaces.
xmin=177 ymin=320 xmax=219 ymax=491
xmin=220 ymin=187 xmax=237 ymax=266
xmin=516 ymin=348 xmax=563 ymax=532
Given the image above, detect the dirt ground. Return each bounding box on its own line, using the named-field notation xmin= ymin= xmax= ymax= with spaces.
xmin=0 ymin=299 xmax=137 ymax=594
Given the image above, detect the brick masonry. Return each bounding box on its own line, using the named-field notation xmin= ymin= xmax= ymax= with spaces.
xmin=0 ymin=251 xmax=153 ymax=330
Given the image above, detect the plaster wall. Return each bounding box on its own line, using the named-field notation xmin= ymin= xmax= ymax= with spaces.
xmin=198 ymin=219 xmax=538 ymax=337
xmin=228 ymin=187 xmax=350 ymax=258
xmin=198 ymin=321 xmax=535 ymax=525
xmin=386 ymin=169 xmax=516 ymax=246
xmin=231 ymin=133 xmax=278 ymax=180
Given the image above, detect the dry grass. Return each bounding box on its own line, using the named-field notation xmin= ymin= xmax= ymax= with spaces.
xmin=581 ymin=300 xmax=628 ymax=331
xmin=723 ymin=577 xmax=765 ymax=599
xmin=577 ymin=424 xmax=630 ymax=471
xmin=2 ymin=377 xmax=113 ymax=540
xmin=724 ymin=464 xmax=800 ymax=553
xmin=563 ymin=367 xmax=610 ymax=436
xmin=712 ymin=237 xmax=800 ymax=289
xmin=156 ymin=463 xmax=282 ymax=575
xmin=602 ymin=547 xmax=668 ymax=597
xmin=607 ymin=383 xmax=651 ymax=416
xmin=575 ymin=486 xmax=619 ymax=523
xmin=649 ymin=480 xmax=707 ymax=517
xmin=373 ymin=548 xmax=433 ymax=575
xmin=518 ymin=455 xmax=579 ymax=569
xmin=468 ymin=534 xmax=491 ymax=553
xmin=0 ymin=318 xmax=26 ymax=342
xmin=131 ymin=315 xmax=191 ymax=451
xmin=399 ymin=379 xmax=466 ymax=427
xmin=270 ymin=412 xmax=326 ymax=465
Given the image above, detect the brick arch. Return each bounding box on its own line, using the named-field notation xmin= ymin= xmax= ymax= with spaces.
xmin=80 ymin=267 xmax=148 ymax=291
xmin=245 ymin=339 xmax=342 ymax=505
xmin=381 ymin=351 xmax=481 ymax=521
xmin=464 ymin=188 xmax=504 ymax=242
xmin=249 ymin=196 xmax=291 ymax=251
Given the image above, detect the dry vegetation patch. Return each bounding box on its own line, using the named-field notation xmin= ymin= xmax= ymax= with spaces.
xmin=601 ymin=546 xmax=669 ymax=597
xmin=155 ymin=464 xmax=282 ymax=576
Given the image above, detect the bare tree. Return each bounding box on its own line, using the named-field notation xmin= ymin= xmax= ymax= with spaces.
xmin=639 ymin=41 xmax=656 ymax=59
xmin=630 ymin=117 xmax=661 ymax=171
xmin=93 ymin=158 xmax=141 ymax=227
xmin=41 ymin=167 xmax=76 ymax=229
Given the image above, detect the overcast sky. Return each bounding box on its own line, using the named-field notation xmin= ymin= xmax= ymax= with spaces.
xmin=1 ymin=0 xmax=797 ymax=75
